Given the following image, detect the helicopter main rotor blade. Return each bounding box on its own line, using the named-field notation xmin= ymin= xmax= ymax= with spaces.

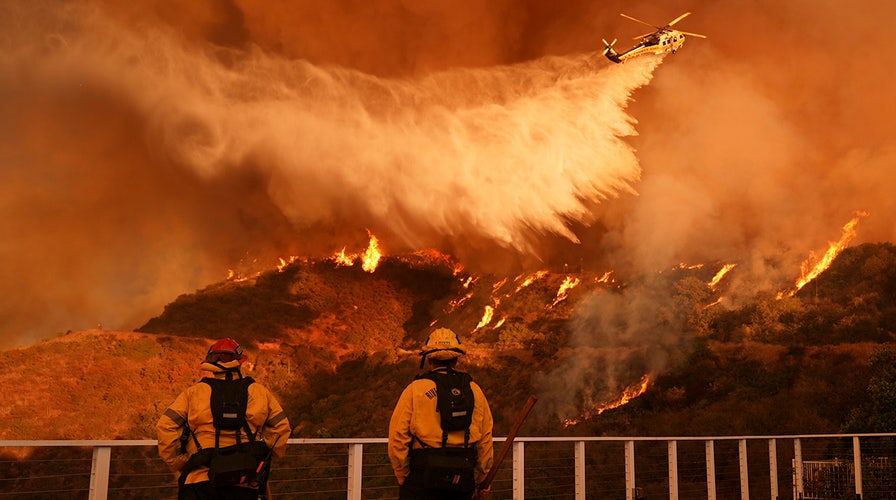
xmin=620 ymin=13 xmax=658 ymax=28
xmin=666 ymin=12 xmax=691 ymax=27
xmin=678 ymin=30 xmax=707 ymax=38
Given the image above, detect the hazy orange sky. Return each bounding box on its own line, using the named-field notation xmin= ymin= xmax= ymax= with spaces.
xmin=1 ymin=0 xmax=894 ymax=347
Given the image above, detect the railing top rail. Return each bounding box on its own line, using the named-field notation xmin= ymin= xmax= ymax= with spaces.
xmin=0 ymin=440 xmax=158 ymax=447
xmin=2 ymin=433 xmax=895 ymax=448
xmin=512 ymin=433 xmax=896 ymax=442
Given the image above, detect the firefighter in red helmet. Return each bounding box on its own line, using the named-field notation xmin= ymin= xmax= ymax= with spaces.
xmin=157 ymin=338 xmax=291 ymax=500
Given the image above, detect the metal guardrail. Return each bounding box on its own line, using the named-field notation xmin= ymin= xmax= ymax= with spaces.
xmin=2 ymin=434 xmax=896 ymax=499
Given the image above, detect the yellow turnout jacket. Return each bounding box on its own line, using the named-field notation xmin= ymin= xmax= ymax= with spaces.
xmin=157 ymin=371 xmax=291 ymax=485
xmin=388 ymin=368 xmax=494 ymax=484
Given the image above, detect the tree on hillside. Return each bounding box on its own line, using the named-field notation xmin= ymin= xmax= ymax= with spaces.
xmin=798 ymin=243 xmax=896 ymax=344
xmin=842 ymin=344 xmax=896 ymax=433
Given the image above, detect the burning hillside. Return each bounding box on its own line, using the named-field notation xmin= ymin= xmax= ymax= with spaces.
xmin=137 ymin=242 xmax=621 ymax=352
xmin=2 ymin=241 xmax=896 ymax=441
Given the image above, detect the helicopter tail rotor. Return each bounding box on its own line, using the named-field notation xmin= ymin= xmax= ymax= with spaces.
xmin=602 ymin=38 xmax=617 ymax=52
xmin=602 ymin=38 xmax=622 ymax=63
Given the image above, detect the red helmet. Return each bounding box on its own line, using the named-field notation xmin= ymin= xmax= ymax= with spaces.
xmin=205 ymin=338 xmax=248 ymax=365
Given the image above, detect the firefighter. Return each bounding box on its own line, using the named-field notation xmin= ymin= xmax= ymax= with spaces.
xmin=388 ymin=328 xmax=494 ymax=500
xmin=157 ymin=338 xmax=291 ymax=500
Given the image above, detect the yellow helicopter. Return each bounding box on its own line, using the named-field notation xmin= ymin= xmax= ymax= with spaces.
xmin=603 ymin=12 xmax=706 ymax=63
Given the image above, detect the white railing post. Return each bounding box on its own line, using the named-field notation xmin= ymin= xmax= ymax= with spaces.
xmin=88 ymin=446 xmax=111 ymax=500
xmin=738 ymin=439 xmax=749 ymax=499
xmin=853 ymin=436 xmax=863 ymax=498
xmin=793 ymin=438 xmax=804 ymax=498
xmin=769 ymin=438 xmax=778 ymax=500
xmin=625 ymin=440 xmax=635 ymax=500
xmin=513 ymin=441 xmax=525 ymax=500
xmin=668 ymin=440 xmax=679 ymax=500
xmin=574 ymin=441 xmax=586 ymax=499
xmin=706 ymin=440 xmax=716 ymax=500
xmin=347 ymin=443 xmax=363 ymax=500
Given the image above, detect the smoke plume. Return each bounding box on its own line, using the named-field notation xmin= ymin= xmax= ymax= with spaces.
xmin=0 ymin=1 xmax=656 ymax=346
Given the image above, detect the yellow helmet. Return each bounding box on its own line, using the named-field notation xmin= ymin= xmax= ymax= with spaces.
xmin=420 ymin=328 xmax=465 ymax=367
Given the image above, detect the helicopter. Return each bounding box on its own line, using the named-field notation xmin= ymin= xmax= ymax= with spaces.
xmin=603 ymin=12 xmax=706 ymax=63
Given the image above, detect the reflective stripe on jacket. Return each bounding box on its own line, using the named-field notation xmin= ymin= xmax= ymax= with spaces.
xmin=388 ymin=369 xmax=494 ymax=484
xmin=156 ymin=374 xmax=291 ymax=485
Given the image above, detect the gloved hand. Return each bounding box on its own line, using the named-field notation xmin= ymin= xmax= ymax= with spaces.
xmin=473 ymin=485 xmax=491 ymax=499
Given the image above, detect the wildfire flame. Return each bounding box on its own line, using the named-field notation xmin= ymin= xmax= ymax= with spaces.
xmin=406 ymin=249 xmax=463 ymax=274
xmin=563 ymin=374 xmax=651 ymax=428
xmin=332 ymin=248 xmax=354 ymax=267
xmin=784 ymin=211 xmax=869 ymax=297
xmin=596 ymin=271 xmax=614 ymax=284
xmin=277 ymin=256 xmax=299 ymax=272
xmin=223 ymin=254 xmax=264 ymax=281
xmin=330 ymin=232 xmax=383 ymax=273
xmin=703 ymin=297 xmax=724 ymax=309
xmin=446 ymin=290 xmax=475 ymax=313
xmin=492 ymin=278 xmax=509 ymax=294
xmin=708 ymin=263 xmax=736 ymax=290
xmin=475 ymin=305 xmax=495 ymax=330
xmin=676 ymin=263 xmax=704 ymax=271
xmin=361 ymin=234 xmax=382 ymax=272
xmin=514 ymin=271 xmax=548 ymax=293
xmin=550 ymin=276 xmax=581 ymax=307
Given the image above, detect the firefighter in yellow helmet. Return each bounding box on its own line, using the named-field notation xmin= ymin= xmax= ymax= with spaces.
xmin=157 ymin=338 xmax=291 ymax=500
xmin=388 ymin=328 xmax=494 ymax=499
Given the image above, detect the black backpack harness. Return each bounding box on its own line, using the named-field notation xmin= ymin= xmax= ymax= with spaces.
xmin=413 ymin=367 xmax=475 ymax=448
xmin=203 ymin=376 xmax=258 ymax=448
xmin=407 ymin=367 xmax=479 ymax=493
xmin=183 ymin=374 xmax=260 ymax=449
xmin=180 ymin=372 xmax=270 ymax=488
